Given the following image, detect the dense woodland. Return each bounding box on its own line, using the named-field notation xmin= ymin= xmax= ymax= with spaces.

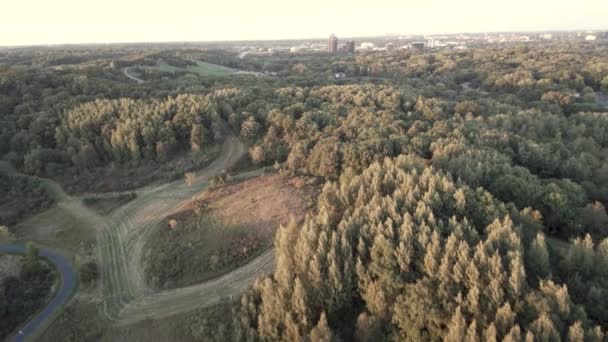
xmin=1 ymin=41 xmax=608 ymax=340
xmin=0 ymin=172 xmax=54 ymax=225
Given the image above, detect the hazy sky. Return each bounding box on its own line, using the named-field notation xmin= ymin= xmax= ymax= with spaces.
xmin=1 ymin=0 xmax=607 ymax=46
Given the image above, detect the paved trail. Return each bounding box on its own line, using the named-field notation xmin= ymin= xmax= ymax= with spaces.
xmin=122 ymin=67 xmax=144 ymax=83
xmin=0 ymin=244 xmax=76 ymax=342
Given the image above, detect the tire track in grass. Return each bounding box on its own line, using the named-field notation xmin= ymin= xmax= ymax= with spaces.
xmin=6 ymin=132 xmax=270 ymax=330
xmin=0 ymin=128 xmax=275 ymax=332
xmin=97 ymin=132 xmax=274 ymax=323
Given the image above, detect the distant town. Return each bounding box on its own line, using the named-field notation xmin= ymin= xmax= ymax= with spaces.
xmin=227 ymin=30 xmax=608 ymax=57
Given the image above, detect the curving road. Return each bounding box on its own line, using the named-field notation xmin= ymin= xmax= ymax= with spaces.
xmin=122 ymin=67 xmax=144 ymax=84
xmin=0 ymin=244 xmax=76 ymax=342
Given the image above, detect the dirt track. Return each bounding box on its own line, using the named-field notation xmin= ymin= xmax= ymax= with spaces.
xmin=3 ymin=131 xmax=276 ymax=329
xmin=96 ymin=132 xmax=277 ymax=323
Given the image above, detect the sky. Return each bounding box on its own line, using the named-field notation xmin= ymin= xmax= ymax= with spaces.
xmin=1 ymin=0 xmax=607 ymax=46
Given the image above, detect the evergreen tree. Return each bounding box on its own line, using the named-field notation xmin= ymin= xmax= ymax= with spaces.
xmin=527 ymin=233 xmax=551 ymax=281
xmin=310 ymin=312 xmax=333 ymax=342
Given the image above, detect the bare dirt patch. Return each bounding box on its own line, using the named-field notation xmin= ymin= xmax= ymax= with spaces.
xmin=196 ymin=173 xmax=316 ymax=236
xmin=144 ymin=174 xmax=317 ymax=290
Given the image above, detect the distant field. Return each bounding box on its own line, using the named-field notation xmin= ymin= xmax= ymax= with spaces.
xmin=152 ymin=60 xmax=237 ymax=77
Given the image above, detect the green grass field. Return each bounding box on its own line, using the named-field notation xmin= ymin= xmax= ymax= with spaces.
xmin=153 ymin=60 xmax=237 ymax=77
xmin=144 ymin=211 xmax=268 ymax=290
xmin=14 ymin=204 xmax=97 ymax=255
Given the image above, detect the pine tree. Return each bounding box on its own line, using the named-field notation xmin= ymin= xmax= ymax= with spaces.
xmin=483 ymin=323 xmax=497 ymax=342
xmin=464 ymin=319 xmax=478 ymax=342
xmin=355 ymin=312 xmax=382 ymax=342
xmin=284 ymin=312 xmax=304 ymax=342
xmin=586 ymin=326 xmax=605 ymax=342
xmin=508 ymin=253 xmax=526 ymax=299
xmin=310 ymin=312 xmax=333 ymax=342
xmin=527 ymin=233 xmax=551 ymax=280
xmin=369 ymin=234 xmax=401 ymax=297
xmin=423 ymin=231 xmax=442 ymax=277
xmin=503 ymin=325 xmax=522 ymax=342
xmin=292 ymin=277 xmax=310 ymax=329
xmin=567 ymin=321 xmax=584 ymax=342
xmin=565 ymin=235 xmax=595 ymax=277
xmin=494 ymin=303 xmax=516 ymax=338
xmin=445 ymin=307 xmax=467 ymax=342
xmin=529 ymin=313 xmax=560 ymax=342
xmin=524 ymin=331 xmax=535 ymax=342
xmin=275 ymin=218 xmax=299 ymax=286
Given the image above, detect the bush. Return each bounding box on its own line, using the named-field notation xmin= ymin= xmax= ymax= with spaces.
xmin=79 ymin=262 xmax=99 ymax=285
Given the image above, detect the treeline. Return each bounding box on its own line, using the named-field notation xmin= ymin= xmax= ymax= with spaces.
xmin=238 ymin=84 xmax=607 ymax=239
xmin=55 ymin=94 xmax=220 ymax=169
xmin=10 ymin=91 xmax=252 ymax=176
xmin=0 ymin=172 xmax=54 ymax=225
xmin=349 ymin=42 xmax=608 ymax=91
xmin=227 ymin=156 xmax=607 ymax=341
xmin=0 ymin=64 xmax=180 ymax=168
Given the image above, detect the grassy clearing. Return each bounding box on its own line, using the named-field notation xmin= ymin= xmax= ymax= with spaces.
xmin=43 ymin=299 xmax=108 ymax=342
xmin=143 ymin=174 xmax=316 ymax=290
xmin=144 ymin=211 xmax=268 ymax=290
xmin=14 ymin=205 xmax=96 ymax=255
xmin=82 ymin=193 xmax=136 ymax=216
xmin=44 ymin=297 xmax=235 ymax=342
xmin=97 ymin=135 xmax=245 ymax=320
xmin=153 ymin=60 xmax=237 ymax=77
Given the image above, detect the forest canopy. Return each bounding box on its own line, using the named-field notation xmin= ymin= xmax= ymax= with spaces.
xmin=1 ymin=41 xmax=608 ymax=340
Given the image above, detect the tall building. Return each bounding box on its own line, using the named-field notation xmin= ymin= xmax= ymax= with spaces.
xmin=411 ymin=42 xmax=425 ymax=50
xmin=328 ymin=34 xmax=338 ymax=53
xmin=345 ymin=40 xmax=355 ymax=53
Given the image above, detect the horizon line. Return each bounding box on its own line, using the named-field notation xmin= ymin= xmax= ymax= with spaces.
xmin=1 ymin=28 xmax=606 ymax=49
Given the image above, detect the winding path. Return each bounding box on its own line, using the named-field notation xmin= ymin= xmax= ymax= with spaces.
xmin=0 ymin=244 xmax=76 ymax=342
xmin=2 ymin=129 xmax=276 ymax=337
xmin=122 ymin=67 xmax=144 ymax=84
xmin=97 ymin=131 xmax=275 ymax=323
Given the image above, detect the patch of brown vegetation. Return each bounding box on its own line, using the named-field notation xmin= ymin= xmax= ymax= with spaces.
xmin=193 ymin=174 xmax=316 ymax=235
xmin=146 ymin=174 xmax=317 ymax=289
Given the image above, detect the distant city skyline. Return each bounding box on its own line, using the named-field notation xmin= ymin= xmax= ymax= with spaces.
xmin=1 ymin=0 xmax=607 ymax=46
